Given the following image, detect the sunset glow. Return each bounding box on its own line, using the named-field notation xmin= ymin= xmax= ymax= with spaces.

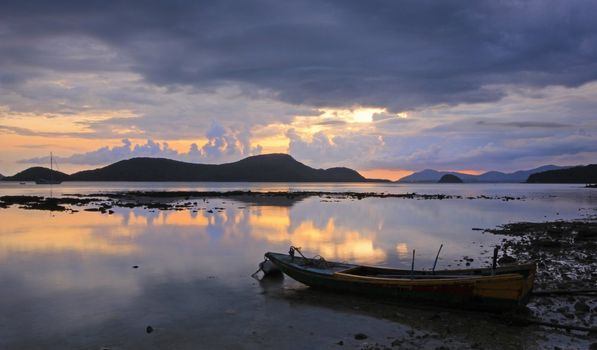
xmin=0 ymin=1 xmax=595 ymax=178
xmin=1 ymin=3 xmax=595 ymax=349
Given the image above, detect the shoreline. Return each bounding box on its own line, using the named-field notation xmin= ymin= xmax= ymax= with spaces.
xmin=0 ymin=190 xmax=526 ymax=212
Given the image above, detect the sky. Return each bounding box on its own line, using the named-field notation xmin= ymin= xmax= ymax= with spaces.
xmin=1 ymin=0 xmax=596 ymax=180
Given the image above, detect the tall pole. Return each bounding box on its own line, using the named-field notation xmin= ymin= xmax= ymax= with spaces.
xmin=410 ymin=249 xmax=415 ymax=278
xmin=432 ymin=244 xmax=443 ymax=273
xmin=50 ymin=152 xmax=53 ymax=183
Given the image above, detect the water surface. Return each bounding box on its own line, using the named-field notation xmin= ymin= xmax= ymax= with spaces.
xmin=0 ymin=183 xmax=595 ymax=349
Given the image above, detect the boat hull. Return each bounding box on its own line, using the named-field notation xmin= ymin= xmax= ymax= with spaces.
xmin=265 ymin=252 xmax=535 ymax=312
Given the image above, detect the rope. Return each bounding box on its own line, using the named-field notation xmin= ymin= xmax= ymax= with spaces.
xmin=289 ymin=246 xmax=330 ymax=268
xmin=251 ymin=256 xmax=268 ymax=280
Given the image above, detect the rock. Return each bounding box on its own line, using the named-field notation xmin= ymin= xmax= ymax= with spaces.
xmin=532 ymin=239 xmax=562 ymax=248
xmin=574 ymin=301 xmax=590 ymax=313
xmin=577 ymin=229 xmax=597 ymax=240
xmin=390 ymin=339 xmax=402 ymax=347
xmin=429 ymin=313 xmax=441 ymax=320
xmin=132 ymin=265 xmax=139 ymax=269
xmin=354 ymin=333 xmax=368 ymax=340
xmin=498 ymin=255 xmax=516 ymax=264
xmin=336 ymin=340 xmax=343 ymax=346
xmin=146 ymin=326 xmax=154 ymax=334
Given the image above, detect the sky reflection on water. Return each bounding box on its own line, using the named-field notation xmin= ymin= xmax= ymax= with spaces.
xmin=0 ymin=185 xmax=595 ymax=349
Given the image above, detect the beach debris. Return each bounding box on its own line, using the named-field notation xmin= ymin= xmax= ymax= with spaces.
xmin=574 ymin=301 xmax=590 ymax=313
xmin=354 ymin=333 xmax=368 ymax=340
xmin=391 ymin=339 xmax=403 ymax=346
xmin=146 ymin=326 xmax=153 ymax=334
xmin=132 ymin=265 xmax=139 ymax=269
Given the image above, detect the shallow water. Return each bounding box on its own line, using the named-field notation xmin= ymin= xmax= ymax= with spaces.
xmin=0 ymin=183 xmax=595 ymax=349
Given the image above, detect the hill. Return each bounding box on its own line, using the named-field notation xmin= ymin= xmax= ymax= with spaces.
xmin=527 ymin=164 xmax=597 ymax=183
xmin=398 ymin=169 xmax=476 ymax=183
xmin=3 ymin=167 xmax=70 ymax=182
xmin=398 ymin=165 xmax=564 ymax=183
xmin=438 ymin=174 xmax=463 ymax=183
xmin=59 ymin=154 xmax=373 ymax=182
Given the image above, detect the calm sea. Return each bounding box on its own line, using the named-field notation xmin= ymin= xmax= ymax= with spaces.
xmin=0 ymin=182 xmax=594 ymax=348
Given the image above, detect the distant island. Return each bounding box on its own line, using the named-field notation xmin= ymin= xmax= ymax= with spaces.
xmin=2 ymin=154 xmax=387 ymax=183
xmin=3 ymin=167 xmax=69 ymax=182
xmin=397 ymin=165 xmax=566 ymax=183
xmin=3 ymin=155 xmax=593 ymax=184
xmin=527 ymin=164 xmax=597 ymax=184
xmin=438 ymin=174 xmax=463 ymax=183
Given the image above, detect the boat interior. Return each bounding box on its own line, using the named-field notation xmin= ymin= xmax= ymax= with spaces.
xmin=335 ymin=264 xmax=532 ymax=279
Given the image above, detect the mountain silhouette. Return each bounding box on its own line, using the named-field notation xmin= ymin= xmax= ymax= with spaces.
xmin=3 ymin=167 xmax=69 ymax=182
xmin=70 ymin=154 xmax=370 ymax=182
xmin=4 ymin=154 xmax=377 ymax=182
xmin=398 ymin=165 xmax=565 ymax=183
xmin=527 ymin=164 xmax=597 ymax=183
xmin=438 ymin=174 xmax=463 ymax=183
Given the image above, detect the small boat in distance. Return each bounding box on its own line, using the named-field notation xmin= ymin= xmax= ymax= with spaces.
xmin=265 ymin=249 xmax=536 ymax=312
xmin=35 ymin=152 xmax=62 ymax=185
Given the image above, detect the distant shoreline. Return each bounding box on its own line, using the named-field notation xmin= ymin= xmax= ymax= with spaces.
xmin=0 ymin=190 xmax=528 ymax=212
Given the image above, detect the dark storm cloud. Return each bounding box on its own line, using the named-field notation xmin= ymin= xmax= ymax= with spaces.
xmin=1 ymin=0 xmax=597 ymax=111
xmin=0 ymin=124 xmax=94 ymax=138
xmin=476 ymin=121 xmax=572 ymax=128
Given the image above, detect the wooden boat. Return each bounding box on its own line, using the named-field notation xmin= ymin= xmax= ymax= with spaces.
xmin=265 ymin=251 xmax=536 ymax=311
